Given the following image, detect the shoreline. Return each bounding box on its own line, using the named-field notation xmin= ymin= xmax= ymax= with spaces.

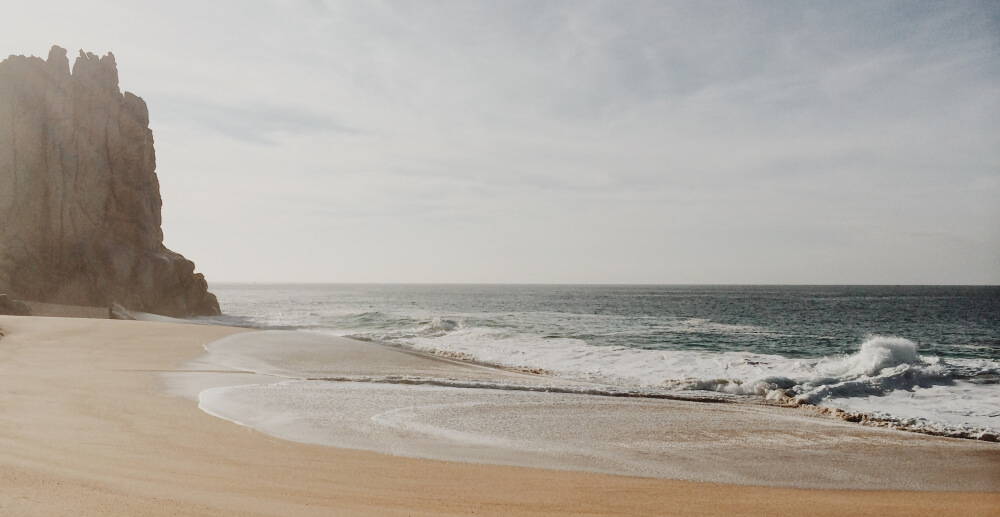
xmin=186 ymin=328 xmax=1000 ymax=490
xmin=1 ymin=315 xmax=998 ymax=515
xmin=306 ymin=336 xmax=1000 ymax=443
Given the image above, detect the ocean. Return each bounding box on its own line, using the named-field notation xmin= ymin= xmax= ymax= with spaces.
xmin=199 ymin=283 xmax=999 ymax=439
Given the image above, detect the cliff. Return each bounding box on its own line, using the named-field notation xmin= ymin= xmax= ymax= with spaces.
xmin=0 ymin=46 xmax=219 ymax=317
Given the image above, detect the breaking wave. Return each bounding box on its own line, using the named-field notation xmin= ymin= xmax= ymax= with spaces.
xmin=338 ymin=321 xmax=999 ymax=436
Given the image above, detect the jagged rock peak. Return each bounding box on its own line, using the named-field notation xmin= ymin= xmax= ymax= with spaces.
xmin=70 ymin=48 xmax=120 ymax=95
xmin=0 ymin=46 xmax=220 ymax=317
xmin=46 ymin=46 xmax=69 ymax=76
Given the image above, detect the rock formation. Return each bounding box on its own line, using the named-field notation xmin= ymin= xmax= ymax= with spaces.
xmin=0 ymin=46 xmax=219 ymax=317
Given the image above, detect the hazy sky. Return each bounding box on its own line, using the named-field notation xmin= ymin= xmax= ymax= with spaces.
xmin=3 ymin=1 xmax=998 ymax=284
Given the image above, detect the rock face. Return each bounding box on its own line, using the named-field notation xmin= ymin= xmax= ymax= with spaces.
xmin=0 ymin=46 xmax=219 ymax=317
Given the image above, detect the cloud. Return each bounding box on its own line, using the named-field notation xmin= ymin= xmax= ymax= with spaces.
xmin=150 ymin=95 xmax=357 ymax=144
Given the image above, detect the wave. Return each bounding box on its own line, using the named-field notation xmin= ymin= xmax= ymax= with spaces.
xmin=199 ymin=298 xmax=1000 ymax=438
xmin=347 ymin=318 xmax=998 ymax=397
xmin=338 ymin=321 xmax=998 ymax=434
xmin=683 ymin=336 xmax=957 ymax=400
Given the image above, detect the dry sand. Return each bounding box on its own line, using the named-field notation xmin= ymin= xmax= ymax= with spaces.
xmin=0 ymin=315 xmax=997 ymax=516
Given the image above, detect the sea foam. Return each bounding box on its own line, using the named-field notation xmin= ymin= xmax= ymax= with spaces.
xmin=340 ymin=325 xmax=999 ymax=436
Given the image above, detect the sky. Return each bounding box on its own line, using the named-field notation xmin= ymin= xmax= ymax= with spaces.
xmin=3 ymin=1 xmax=998 ymax=284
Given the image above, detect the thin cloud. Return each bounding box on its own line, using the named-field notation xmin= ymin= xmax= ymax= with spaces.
xmin=150 ymin=95 xmax=357 ymax=144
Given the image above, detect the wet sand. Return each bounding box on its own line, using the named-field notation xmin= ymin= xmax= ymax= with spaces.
xmin=0 ymin=315 xmax=997 ymax=516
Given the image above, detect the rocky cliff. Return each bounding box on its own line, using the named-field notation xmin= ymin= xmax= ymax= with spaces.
xmin=0 ymin=46 xmax=219 ymax=317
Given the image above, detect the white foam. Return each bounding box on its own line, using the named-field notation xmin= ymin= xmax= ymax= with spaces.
xmin=335 ymin=329 xmax=1000 ymax=434
xmin=823 ymin=382 xmax=1000 ymax=432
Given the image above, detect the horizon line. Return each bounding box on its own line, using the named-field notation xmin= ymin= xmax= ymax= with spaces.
xmin=206 ymin=281 xmax=1000 ymax=287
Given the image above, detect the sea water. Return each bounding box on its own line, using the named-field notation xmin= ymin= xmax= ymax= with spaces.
xmin=197 ymin=284 xmax=1000 ymax=438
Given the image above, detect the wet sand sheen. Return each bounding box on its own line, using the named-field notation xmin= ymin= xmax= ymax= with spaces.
xmin=1 ymin=316 xmax=997 ymax=516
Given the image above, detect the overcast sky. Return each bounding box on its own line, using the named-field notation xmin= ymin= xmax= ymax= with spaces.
xmin=3 ymin=1 xmax=998 ymax=284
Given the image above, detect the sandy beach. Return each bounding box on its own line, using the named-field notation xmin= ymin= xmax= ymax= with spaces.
xmin=0 ymin=315 xmax=997 ymax=516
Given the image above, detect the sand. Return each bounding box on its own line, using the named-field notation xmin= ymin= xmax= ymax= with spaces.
xmin=0 ymin=315 xmax=997 ymax=516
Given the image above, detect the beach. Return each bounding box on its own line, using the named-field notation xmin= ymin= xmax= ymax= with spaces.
xmin=0 ymin=314 xmax=997 ymax=516
xmin=2 ymin=2 xmax=998 ymax=514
